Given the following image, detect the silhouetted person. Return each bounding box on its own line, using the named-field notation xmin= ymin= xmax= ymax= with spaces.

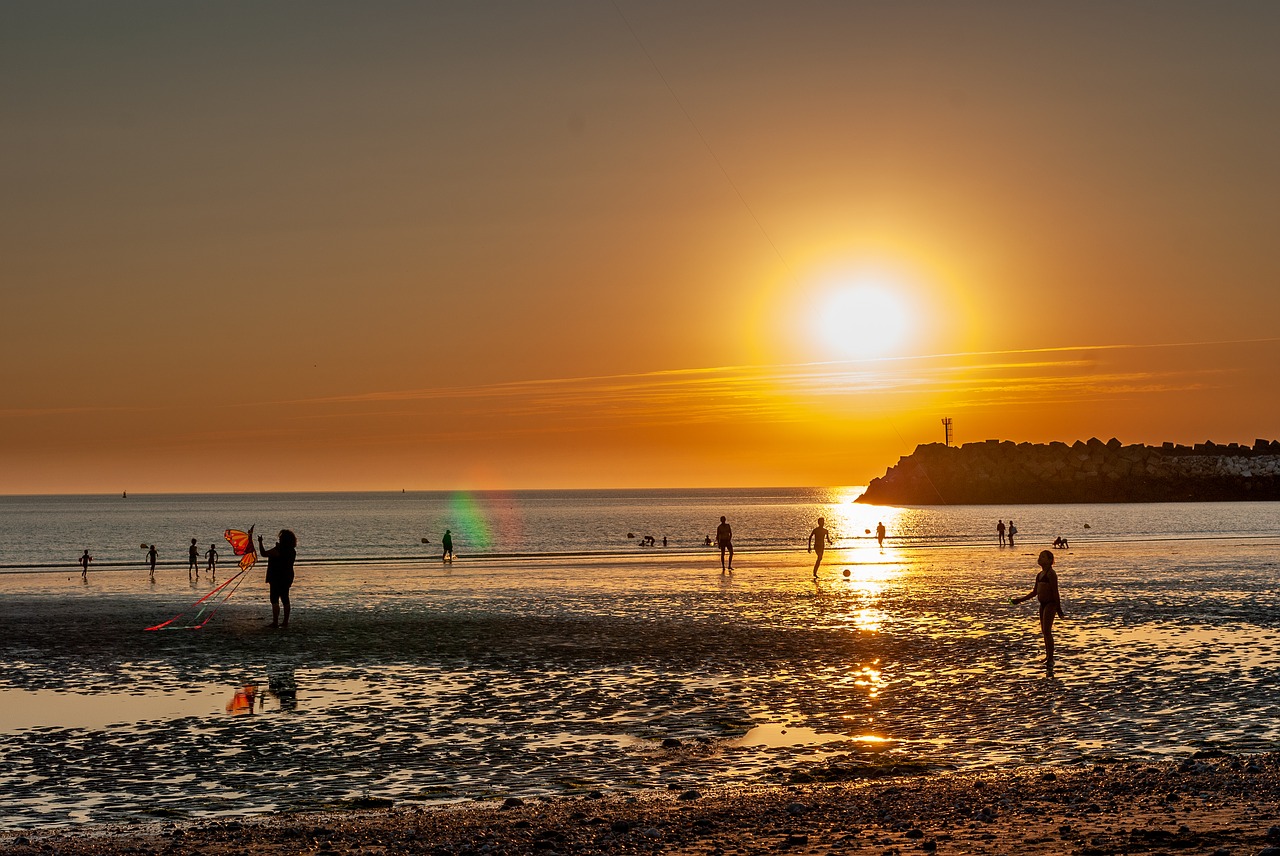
xmin=1012 ymin=549 xmax=1065 ymax=665
xmin=442 ymin=529 xmax=453 ymax=562
xmin=146 ymin=544 xmax=158 ymax=580
xmin=206 ymin=544 xmax=219 ymax=578
xmin=997 ymin=519 xmax=1006 ymax=546
xmin=1052 ymin=536 xmax=1070 ymax=549
xmin=808 ymin=517 xmax=832 ymax=578
xmin=662 ymin=535 xmax=667 ymax=547
xmin=716 ymin=516 xmax=733 ymax=572
xmin=1007 ymin=520 xmax=1017 ymax=547
xmin=188 ymin=538 xmax=199 ymax=578
xmin=79 ymin=550 xmax=92 ymax=581
xmin=876 ymin=521 xmax=887 ymax=548
xmin=258 ymin=529 xmax=297 ymax=629
xmin=703 ymin=535 xmax=712 ymax=547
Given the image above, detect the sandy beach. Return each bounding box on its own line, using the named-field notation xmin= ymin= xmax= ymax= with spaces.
xmin=3 ymin=752 xmax=1279 ymax=854
xmin=1 ymin=537 xmax=1278 ymax=849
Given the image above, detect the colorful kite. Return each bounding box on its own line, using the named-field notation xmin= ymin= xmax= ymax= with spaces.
xmin=224 ymin=527 xmax=257 ymax=571
xmin=144 ymin=525 xmax=256 ymax=631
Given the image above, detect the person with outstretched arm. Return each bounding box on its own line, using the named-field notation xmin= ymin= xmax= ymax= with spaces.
xmin=258 ymin=529 xmax=298 ymax=630
xmin=1011 ymin=549 xmax=1066 ymax=665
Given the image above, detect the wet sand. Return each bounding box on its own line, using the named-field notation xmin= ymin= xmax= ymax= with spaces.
xmin=3 ymin=752 xmax=1279 ymax=854
xmin=1 ymin=544 xmax=1277 ymax=839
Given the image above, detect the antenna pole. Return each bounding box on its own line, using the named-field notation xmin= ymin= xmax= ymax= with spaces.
xmin=941 ymin=417 xmax=953 ymax=446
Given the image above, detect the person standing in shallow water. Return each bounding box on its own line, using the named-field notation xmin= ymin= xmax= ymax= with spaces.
xmin=997 ymin=519 xmax=1006 ymax=546
xmin=716 ymin=516 xmax=733 ymax=572
xmin=1012 ymin=549 xmax=1066 ymax=665
xmin=206 ymin=543 xmax=219 ymax=579
xmin=258 ymin=529 xmax=297 ymax=629
xmin=442 ymin=529 xmax=453 ymax=562
xmin=807 ymin=517 xmax=832 ymax=578
xmin=188 ymin=538 xmax=200 ymax=579
xmin=79 ymin=550 xmax=92 ymax=581
xmin=146 ymin=544 xmax=158 ymax=581
xmin=876 ymin=521 xmax=887 ymax=548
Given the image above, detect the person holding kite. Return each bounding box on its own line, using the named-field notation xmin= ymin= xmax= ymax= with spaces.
xmin=258 ymin=529 xmax=298 ymax=629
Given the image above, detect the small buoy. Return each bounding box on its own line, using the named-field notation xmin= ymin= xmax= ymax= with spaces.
xmin=627 ymin=532 xmax=634 ymax=539
xmin=1083 ymin=523 xmax=1091 ymax=529
xmin=139 ymin=543 xmax=148 ymax=549
xmin=421 ymin=537 xmax=430 ymax=544
xmin=864 ymin=528 xmax=871 ymax=534
xmin=842 ymin=569 xmax=851 ymax=577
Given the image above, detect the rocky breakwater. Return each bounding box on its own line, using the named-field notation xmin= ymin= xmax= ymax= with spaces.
xmin=857 ymin=438 xmax=1280 ymax=505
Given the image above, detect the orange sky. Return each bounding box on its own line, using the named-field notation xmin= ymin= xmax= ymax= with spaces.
xmin=3 ymin=4 xmax=1279 ymax=493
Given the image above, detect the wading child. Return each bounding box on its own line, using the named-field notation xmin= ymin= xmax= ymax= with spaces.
xmin=1012 ymin=549 xmax=1066 ymax=665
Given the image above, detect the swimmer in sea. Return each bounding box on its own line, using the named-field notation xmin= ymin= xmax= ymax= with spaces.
xmin=1011 ymin=549 xmax=1066 ymax=665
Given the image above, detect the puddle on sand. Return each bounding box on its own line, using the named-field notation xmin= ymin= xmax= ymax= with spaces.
xmin=731 ymin=722 xmax=855 ymax=748
xmin=0 ymin=676 xmax=373 ymax=733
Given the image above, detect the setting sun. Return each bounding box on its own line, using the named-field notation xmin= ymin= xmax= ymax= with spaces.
xmin=816 ymin=280 xmax=912 ymax=361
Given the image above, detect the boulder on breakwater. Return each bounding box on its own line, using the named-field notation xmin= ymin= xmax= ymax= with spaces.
xmin=856 ymin=438 xmax=1280 ymax=505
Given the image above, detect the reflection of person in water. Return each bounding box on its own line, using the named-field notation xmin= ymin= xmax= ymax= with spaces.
xmin=267 ymin=666 xmax=298 ymax=712
xmin=1012 ymin=549 xmax=1066 ymax=666
xmin=258 ymin=529 xmax=297 ymax=629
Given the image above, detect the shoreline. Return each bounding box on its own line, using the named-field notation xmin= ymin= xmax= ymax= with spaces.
xmin=4 ymin=753 xmax=1278 ymax=854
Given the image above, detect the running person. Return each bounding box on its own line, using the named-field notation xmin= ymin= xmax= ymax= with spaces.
xmin=807 ymin=517 xmax=832 ymax=578
xmin=188 ymin=538 xmax=200 ymax=578
xmin=79 ymin=550 xmax=92 ymax=581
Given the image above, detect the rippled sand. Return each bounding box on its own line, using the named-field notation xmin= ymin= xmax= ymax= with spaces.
xmin=0 ymin=539 xmax=1277 ymax=828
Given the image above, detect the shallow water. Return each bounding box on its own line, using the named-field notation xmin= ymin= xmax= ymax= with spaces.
xmin=0 ymin=534 xmax=1278 ymax=829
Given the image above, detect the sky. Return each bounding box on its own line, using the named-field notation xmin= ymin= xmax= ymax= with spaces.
xmin=3 ymin=2 xmax=1279 ymax=493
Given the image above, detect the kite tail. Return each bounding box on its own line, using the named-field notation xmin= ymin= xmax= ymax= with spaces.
xmin=145 ymin=567 xmax=249 ymax=631
xmin=190 ymin=568 xmax=252 ymax=629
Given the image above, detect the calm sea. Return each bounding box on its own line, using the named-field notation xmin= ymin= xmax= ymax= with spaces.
xmin=4 ymin=488 xmax=1280 ymax=569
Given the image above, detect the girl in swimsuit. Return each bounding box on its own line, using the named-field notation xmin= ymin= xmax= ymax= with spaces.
xmin=1012 ymin=549 xmax=1066 ymax=664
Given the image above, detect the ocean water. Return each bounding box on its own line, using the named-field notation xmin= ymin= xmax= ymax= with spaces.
xmin=4 ymin=488 xmax=1280 ymax=569
xmin=0 ymin=491 xmax=1277 ymax=828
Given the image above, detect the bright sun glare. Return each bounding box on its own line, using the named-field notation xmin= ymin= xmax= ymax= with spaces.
xmin=816 ymin=281 xmax=911 ymax=360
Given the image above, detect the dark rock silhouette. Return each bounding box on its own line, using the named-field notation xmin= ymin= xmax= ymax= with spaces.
xmin=857 ymin=438 xmax=1280 ymax=505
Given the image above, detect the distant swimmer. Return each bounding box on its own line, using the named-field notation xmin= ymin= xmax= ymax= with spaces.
xmin=997 ymin=519 xmax=1006 ymax=546
xmin=703 ymin=535 xmax=712 ymax=547
xmin=1052 ymin=536 xmax=1069 ymax=548
xmin=1011 ymin=549 xmax=1066 ymax=666
xmin=442 ymin=529 xmax=454 ymax=562
xmin=716 ymin=516 xmax=733 ymax=572
xmin=79 ymin=550 xmax=92 ymax=580
xmin=206 ymin=543 xmax=219 ymax=578
xmin=188 ymin=538 xmax=200 ymax=578
xmin=876 ymin=521 xmax=886 ymax=548
xmin=807 ymin=517 xmax=832 ymax=578
xmin=146 ymin=544 xmax=158 ymax=581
